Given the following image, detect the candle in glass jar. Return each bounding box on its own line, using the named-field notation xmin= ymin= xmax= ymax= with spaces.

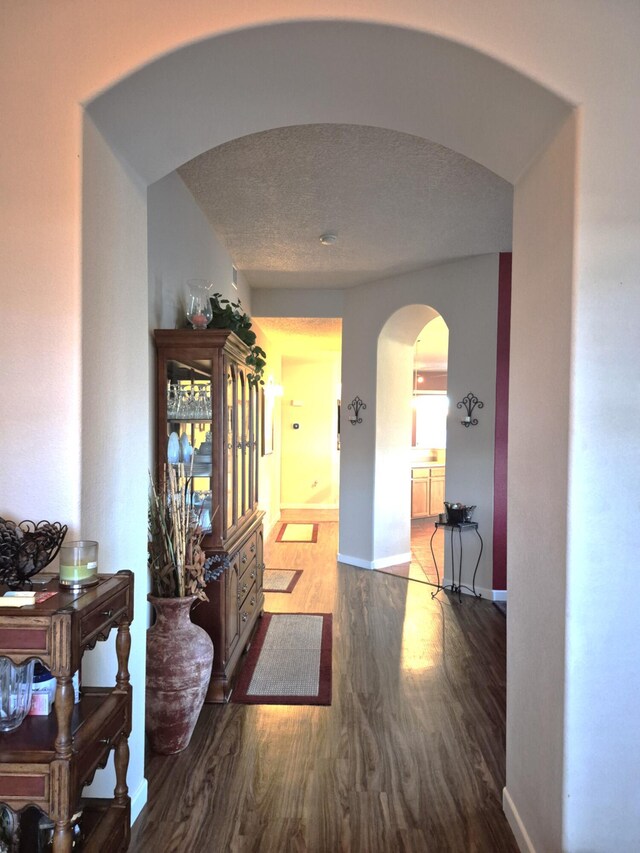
xmin=58 ymin=541 xmax=99 ymax=589
xmin=190 ymin=313 xmax=207 ymax=328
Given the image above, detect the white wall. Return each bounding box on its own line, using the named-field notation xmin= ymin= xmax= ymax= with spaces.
xmin=252 ymin=288 xmax=345 ymax=319
xmin=148 ymin=170 xmax=252 ymax=331
xmin=505 ymin=113 xmax=576 ymax=852
xmin=80 ymin=116 xmax=149 ymax=810
xmin=338 ymin=255 xmax=499 ymax=595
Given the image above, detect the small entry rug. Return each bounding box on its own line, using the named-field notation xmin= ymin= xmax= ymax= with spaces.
xmin=263 ymin=568 xmax=303 ymax=593
xmin=275 ymin=522 xmax=319 ymax=543
xmin=232 ymin=613 xmax=332 ymax=705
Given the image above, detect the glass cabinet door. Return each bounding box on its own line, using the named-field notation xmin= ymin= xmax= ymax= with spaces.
xmin=236 ymin=369 xmax=246 ymax=522
xmin=157 ymin=334 xmax=262 ymax=546
xmin=248 ymin=382 xmax=258 ymax=508
xmin=164 ymin=357 xmax=213 ymax=532
xmin=243 ymin=373 xmax=250 ymax=517
xmin=225 ymin=362 xmax=236 ymax=535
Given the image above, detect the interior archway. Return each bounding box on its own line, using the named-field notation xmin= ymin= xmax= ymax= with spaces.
xmin=374 ymin=304 xmax=440 ymax=566
xmin=80 ymin=19 xmax=574 ymax=818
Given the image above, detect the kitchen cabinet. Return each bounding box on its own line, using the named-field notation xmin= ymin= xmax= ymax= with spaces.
xmin=411 ymin=466 xmax=446 ymax=518
xmin=154 ymin=329 xmax=265 ymax=703
xmin=0 ymin=571 xmax=133 ymax=852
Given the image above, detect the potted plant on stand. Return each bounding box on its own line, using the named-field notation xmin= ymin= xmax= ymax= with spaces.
xmin=146 ymin=464 xmax=215 ymax=755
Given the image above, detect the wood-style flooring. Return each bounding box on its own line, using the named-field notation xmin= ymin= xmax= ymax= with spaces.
xmin=130 ymin=513 xmax=517 ymax=852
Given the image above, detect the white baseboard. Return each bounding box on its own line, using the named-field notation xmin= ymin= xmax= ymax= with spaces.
xmin=280 ymin=503 xmax=339 ymax=510
xmin=131 ymin=777 xmax=149 ymax=824
xmin=337 ymin=552 xmax=373 ymax=569
xmin=337 ymin=552 xmax=412 ymax=570
xmin=492 ymin=588 xmax=508 ymax=601
xmin=503 ymin=786 xmax=536 ymax=853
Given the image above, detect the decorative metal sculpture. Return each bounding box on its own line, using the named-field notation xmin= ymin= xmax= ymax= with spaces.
xmin=347 ymin=396 xmax=366 ymax=425
xmin=0 ymin=518 xmax=68 ymax=589
xmin=457 ymin=393 xmax=484 ymax=427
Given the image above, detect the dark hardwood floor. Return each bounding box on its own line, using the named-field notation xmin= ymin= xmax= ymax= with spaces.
xmin=130 ymin=514 xmax=517 ymax=852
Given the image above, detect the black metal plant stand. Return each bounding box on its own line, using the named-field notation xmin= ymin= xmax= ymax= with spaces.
xmin=429 ymin=521 xmax=483 ymax=602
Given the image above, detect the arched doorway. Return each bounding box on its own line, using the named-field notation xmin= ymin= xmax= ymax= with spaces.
xmin=81 ymin=19 xmax=574 ymax=822
xmin=410 ymin=315 xmax=449 ymax=513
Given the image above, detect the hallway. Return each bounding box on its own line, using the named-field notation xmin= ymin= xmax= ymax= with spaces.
xmin=130 ymin=518 xmax=516 ymax=851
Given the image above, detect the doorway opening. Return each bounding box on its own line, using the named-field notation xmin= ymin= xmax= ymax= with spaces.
xmin=410 ymin=315 xmax=449 ymax=583
xmin=253 ymin=316 xmax=342 ymax=535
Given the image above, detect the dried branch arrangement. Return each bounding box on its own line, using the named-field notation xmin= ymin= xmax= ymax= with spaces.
xmin=148 ymin=464 xmax=213 ymax=601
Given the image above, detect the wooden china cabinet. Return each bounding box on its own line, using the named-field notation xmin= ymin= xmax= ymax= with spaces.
xmin=154 ymin=329 xmax=265 ymax=703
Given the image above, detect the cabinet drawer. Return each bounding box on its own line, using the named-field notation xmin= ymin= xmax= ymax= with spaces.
xmin=79 ymin=589 xmax=130 ymax=647
xmin=239 ymin=553 xmax=258 ymax=588
xmin=411 ymin=467 xmax=430 ymax=479
xmin=237 ymin=562 xmax=257 ymax=607
xmin=75 ymin=690 xmax=129 ymax=792
xmin=0 ymin=765 xmax=50 ymax=811
xmin=238 ymin=532 xmax=258 ymax=572
xmin=238 ymin=583 xmax=258 ymax=628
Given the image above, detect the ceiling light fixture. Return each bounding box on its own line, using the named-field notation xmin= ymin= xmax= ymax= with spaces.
xmin=319 ymin=233 xmax=337 ymax=246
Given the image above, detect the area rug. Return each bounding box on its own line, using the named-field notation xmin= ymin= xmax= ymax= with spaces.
xmin=275 ymin=522 xmax=319 ymax=543
xmin=232 ymin=612 xmax=332 ymax=705
xmin=263 ymin=568 xmax=303 ymax=593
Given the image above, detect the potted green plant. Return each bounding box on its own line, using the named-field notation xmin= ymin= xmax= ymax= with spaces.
xmin=146 ymin=464 xmax=214 ymax=754
xmin=207 ymin=293 xmax=267 ymax=386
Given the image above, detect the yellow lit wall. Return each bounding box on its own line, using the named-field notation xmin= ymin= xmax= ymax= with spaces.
xmin=280 ymin=353 xmax=341 ymax=509
xmin=252 ymin=321 xmax=283 ymax=536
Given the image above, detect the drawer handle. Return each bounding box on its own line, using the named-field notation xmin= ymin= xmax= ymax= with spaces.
xmin=99 ymin=737 xmax=111 ymax=746
xmin=250 ymin=597 xmax=256 ymax=607
xmin=250 ymin=571 xmax=256 ymax=580
xmin=101 ymin=609 xmax=114 ymax=618
xmin=250 ymin=543 xmax=256 ymax=554
xmin=241 ymin=583 xmax=248 ymax=594
xmin=241 ymin=554 xmax=247 ymax=564
xmin=241 ymin=612 xmax=248 ymax=623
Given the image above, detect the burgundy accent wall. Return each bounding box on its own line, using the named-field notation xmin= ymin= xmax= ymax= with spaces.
xmin=493 ymin=253 xmax=512 ymax=591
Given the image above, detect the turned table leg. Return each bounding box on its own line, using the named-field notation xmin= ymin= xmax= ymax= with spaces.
xmin=114 ymin=733 xmax=130 ymax=805
xmin=52 ymin=820 xmax=73 ymax=853
xmin=116 ymin=619 xmax=131 ymax=690
xmin=53 ymin=675 xmax=74 ymax=757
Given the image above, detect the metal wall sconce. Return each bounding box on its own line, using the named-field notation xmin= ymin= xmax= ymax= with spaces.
xmin=347 ymin=396 xmax=366 ymax=425
xmin=457 ymin=393 xmax=484 ymax=427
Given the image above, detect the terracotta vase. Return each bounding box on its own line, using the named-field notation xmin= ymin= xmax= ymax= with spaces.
xmin=146 ymin=594 xmax=213 ymax=755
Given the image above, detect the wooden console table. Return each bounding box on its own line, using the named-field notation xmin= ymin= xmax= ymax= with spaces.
xmin=0 ymin=571 xmax=133 ymax=851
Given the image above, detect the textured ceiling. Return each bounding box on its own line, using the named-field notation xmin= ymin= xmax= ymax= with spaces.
xmin=178 ymin=124 xmax=513 ymax=290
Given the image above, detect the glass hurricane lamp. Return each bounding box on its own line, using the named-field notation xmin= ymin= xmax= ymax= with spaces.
xmin=186 ymin=279 xmax=214 ymax=330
